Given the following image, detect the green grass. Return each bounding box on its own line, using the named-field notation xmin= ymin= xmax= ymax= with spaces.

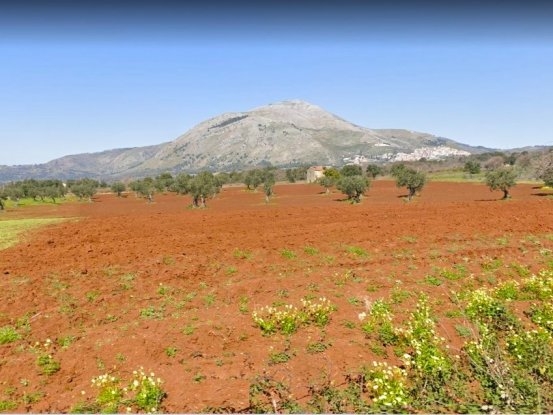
xmin=0 ymin=400 xmax=17 ymax=411
xmin=165 ymin=346 xmax=178 ymax=357
xmin=280 ymin=248 xmax=297 ymax=259
xmin=0 ymin=325 xmax=20 ymax=344
xmin=303 ymin=245 xmax=319 ymax=255
xmin=426 ymin=170 xmax=484 ymax=182
xmin=344 ymin=245 xmax=368 ymax=258
xmin=0 ymin=218 xmax=68 ymax=250
xmin=2 ymin=195 xmax=77 ymax=208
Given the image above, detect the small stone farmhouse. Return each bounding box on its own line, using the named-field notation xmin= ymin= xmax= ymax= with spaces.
xmin=306 ymin=166 xmax=325 ymax=183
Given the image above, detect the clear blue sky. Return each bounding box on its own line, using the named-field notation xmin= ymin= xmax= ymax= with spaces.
xmin=1 ymin=1 xmax=552 ymax=165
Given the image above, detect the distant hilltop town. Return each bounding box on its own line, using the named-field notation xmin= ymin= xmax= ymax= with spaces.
xmin=344 ymin=145 xmax=471 ymax=165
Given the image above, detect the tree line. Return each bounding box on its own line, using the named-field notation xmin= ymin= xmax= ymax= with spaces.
xmin=2 ymin=151 xmax=552 ymax=210
xmin=0 ymin=178 xmax=101 ymax=210
xmin=124 ymin=168 xmax=278 ymax=207
xmin=315 ymin=163 xmax=426 ymax=203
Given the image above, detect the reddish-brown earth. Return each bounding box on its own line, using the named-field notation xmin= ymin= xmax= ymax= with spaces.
xmin=1 ymin=180 xmax=552 ymax=412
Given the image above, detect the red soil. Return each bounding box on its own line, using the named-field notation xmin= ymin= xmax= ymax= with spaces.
xmin=0 ymin=180 xmax=552 ymax=412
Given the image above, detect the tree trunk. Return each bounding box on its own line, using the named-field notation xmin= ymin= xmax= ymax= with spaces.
xmin=408 ymin=188 xmax=415 ymax=201
xmin=502 ymin=189 xmax=510 ymax=200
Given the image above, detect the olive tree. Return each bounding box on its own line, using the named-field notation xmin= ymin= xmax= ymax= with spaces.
xmin=69 ymin=179 xmax=98 ymax=202
xmin=485 ymin=166 xmax=517 ymax=199
xmin=540 ymin=168 xmax=553 ymax=187
xmin=110 ymin=181 xmax=126 ymax=197
xmin=129 ymin=179 xmax=155 ymax=202
xmin=285 ymin=166 xmax=308 ymax=183
xmin=0 ymin=188 xmax=6 ymax=210
xmin=317 ymin=167 xmax=340 ymax=194
xmin=463 ymin=160 xmax=481 ymax=176
xmin=154 ymin=173 xmax=174 ymax=192
xmin=336 ymin=175 xmax=370 ymax=203
xmin=244 ymin=169 xmax=265 ymax=190
xmin=535 ymin=151 xmax=553 ymax=187
xmin=366 ymin=164 xmax=383 ymax=179
xmin=340 ymin=164 xmax=363 ymax=177
xmin=187 ymin=171 xmax=222 ymax=208
xmin=5 ymin=185 xmax=24 ymax=206
xmin=20 ymin=180 xmax=40 ymax=201
xmin=70 ymin=183 xmax=97 ymax=201
xmin=171 ymin=173 xmax=192 ymax=195
xmin=263 ymin=171 xmax=276 ymax=203
xmin=394 ymin=168 xmax=427 ymax=201
xmin=389 ymin=163 xmax=407 ymax=178
xmin=317 ymin=176 xmax=336 ymax=194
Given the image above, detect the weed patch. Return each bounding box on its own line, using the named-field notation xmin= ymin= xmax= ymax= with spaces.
xmin=252 ymin=297 xmax=335 ymax=335
xmin=0 ymin=325 xmax=20 ymax=344
xmin=87 ymin=368 xmax=166 ymax=413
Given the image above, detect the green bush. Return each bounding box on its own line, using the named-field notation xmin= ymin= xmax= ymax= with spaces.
xmin=0 ymin=325 xmax=20 ymax=344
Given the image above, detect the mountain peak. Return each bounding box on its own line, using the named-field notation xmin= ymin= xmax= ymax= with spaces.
xmin=252 ymin=99 xmax=322 ymax=112
xmin=0 ymin=100 xmax=486 ymax=181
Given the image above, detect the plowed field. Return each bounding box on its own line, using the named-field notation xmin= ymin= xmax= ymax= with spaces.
xmin=1 ymin=181 xmax=552 ymax=412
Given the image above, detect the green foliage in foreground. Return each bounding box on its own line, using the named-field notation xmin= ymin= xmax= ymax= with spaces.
xmin=72 ymin=368 xmax=166 ymax=413
xmin=0 ymin=325 xmax=20 ymax=344
xmin=244 ymin=268 xmax=553 ymax=414
xmin=252 ymin=297 xmax=336 ymax=335
xmin=0 ymin=218 xmax=67 ymax=250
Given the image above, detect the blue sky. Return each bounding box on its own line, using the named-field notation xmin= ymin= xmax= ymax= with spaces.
xmin=1 ymin=1 xmax=552 ymax=165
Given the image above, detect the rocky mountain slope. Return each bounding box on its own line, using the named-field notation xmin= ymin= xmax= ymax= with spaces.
xmin=0 ymin=100 xmax=490 ymax=182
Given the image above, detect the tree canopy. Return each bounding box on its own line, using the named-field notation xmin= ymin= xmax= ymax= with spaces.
xmin=68 ymin=178 xmax=98 ymax=201
xmin=336 ymin=175 xmax=370 ymax=203
xmin=536 ymin=151 xmax=553 ymax=187
xmin=263 ymin=171 xmax=276 ymax=202
xmin=0 ymin=179 xmax=67 ymax=204
xmin=168 ymin=171 xmax=225 ymax=207
xmin=129 ymin=178 xmax=155 ymax=202
xmin=154 ymin=173 xmax=174 ymax=192
xmin=187 ymin=171 xmax=223 ymax=207
xmin=463 ymin=160 xmax=481 ymax=176
xmin=317 ymin=176 xmax=336 ymax=194
xmin=340 ymin=164 xmax=363 ymax=177
xmin=485 ymin=166 xmax=517 ymax=199
xmin=110 ymin=181 xmax=126 ymax=197
xmin=540 ymin=168 xmax=553 ymax=187
xmin=244 ymin=169 xmax=265 ymax=190
xmin=366 ymin=164 xmax=383 ymax=179
xmin=285 ymin=166 xmax=308 ymax=183
xmin=393 ymin=167 xmax=427 ymax=201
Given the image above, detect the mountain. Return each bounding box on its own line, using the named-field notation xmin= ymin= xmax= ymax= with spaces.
xmin=0 ymin=144 xmax=167 ymax=182
xmin=0 ymin=100 xmax=492 ymax=182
